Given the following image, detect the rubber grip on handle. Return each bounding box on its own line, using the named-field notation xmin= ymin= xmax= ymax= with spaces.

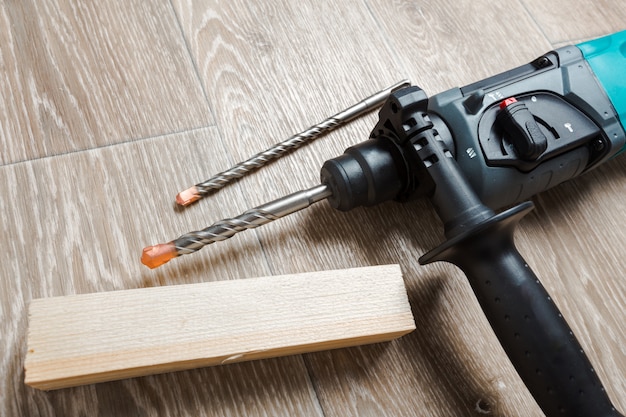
xmin=421 ymin=202 xmax=623 ymax=417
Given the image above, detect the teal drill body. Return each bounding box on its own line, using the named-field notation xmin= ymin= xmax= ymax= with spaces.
xmin=579 ymin=29 xmax=626 ymax=151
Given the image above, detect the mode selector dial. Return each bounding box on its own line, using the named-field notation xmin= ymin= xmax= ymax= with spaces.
xmin=497 ymin=97 xmax=548 ymax=160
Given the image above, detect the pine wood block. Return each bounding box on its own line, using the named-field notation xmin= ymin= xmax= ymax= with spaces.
xmin=25 ymin=265 xmax=414 ymax=390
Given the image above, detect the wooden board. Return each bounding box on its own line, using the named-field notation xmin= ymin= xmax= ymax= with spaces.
xmin=25 ymin=265 xmax=415 ymax=390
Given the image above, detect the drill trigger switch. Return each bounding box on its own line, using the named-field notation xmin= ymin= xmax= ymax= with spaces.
xmin=497 ymin=97 xmax=548 ymax=161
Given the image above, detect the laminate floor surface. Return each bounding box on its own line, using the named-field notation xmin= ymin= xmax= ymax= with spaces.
xmin=1 ymin=0 xmax=625 ymax=416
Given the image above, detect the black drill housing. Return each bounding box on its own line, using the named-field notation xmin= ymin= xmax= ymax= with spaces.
xmin=322 ymin=45 xmax=625 ymax=213
xmin=319 ymin=45 xmax=626 ymax=417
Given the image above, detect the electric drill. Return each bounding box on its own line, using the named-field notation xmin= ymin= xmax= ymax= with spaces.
xmin=143 ymin=31 xmax=626 ymax=416
xmin=318 ymin=31 xmax=626 ymax=417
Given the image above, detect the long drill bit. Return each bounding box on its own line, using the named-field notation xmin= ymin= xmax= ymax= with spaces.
xmin=143 ymin=184 xmax=332 ymax=268
xmin=175 ymin=80 xmax=410 ymax=206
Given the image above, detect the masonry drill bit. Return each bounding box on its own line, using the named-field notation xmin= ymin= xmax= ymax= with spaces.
xmin=143 ymin=184 xmax=332 ymax=268
xmin=175 ymin=80 xmax=410 ymax=206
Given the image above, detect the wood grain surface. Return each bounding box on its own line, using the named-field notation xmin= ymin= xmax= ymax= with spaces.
xmin=1 ymin=0 xmax=625 ymax=416
xmin=25 ymin=265 xmax=414 ymax=390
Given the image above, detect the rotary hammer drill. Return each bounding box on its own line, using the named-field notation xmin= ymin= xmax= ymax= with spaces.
xmin=319 ymin=30 xmax=626 ymax=417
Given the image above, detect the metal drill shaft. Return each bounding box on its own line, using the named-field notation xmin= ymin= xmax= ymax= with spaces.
xmin=174 ymin=184 xmax=332 ymax=256
xmin=177 ymin=80 xmax=410 ymax=205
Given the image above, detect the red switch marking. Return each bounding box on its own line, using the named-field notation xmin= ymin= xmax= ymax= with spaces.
xmin=499 ymin=97 xmax=518 ymax=109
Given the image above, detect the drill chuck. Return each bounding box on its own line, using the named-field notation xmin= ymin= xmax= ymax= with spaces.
xmin=320 ymin=138 xmax=406 ymax=211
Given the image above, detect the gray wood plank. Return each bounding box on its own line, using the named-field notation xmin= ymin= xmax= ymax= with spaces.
xmin=0 ymin=0 xmax=212 ymax=165
xmin=3 ymin=0 xmax=625 ymax=415
xmin=521 ymin=0 xmax=626 ymax=43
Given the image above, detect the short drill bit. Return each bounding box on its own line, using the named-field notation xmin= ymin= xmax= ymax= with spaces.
xmin=175 ymin=79 xmax=410 ymax=206
xmin=143 ymin=184 xmax=332 ymax=268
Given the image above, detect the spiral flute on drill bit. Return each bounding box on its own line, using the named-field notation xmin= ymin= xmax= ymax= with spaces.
xmin=176 ymin=132 xmax=332 ymax=206
xmin=143 ymin=185 xmax=332 ymax=268
xmin=175 ymin=80 xmax=410 ymax=206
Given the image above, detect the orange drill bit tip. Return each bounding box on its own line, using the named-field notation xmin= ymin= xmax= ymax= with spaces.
xmin=141 ymin=243 xmax=177 ymax=269
xmin=176 ymin=186 xmax=201 ymax=206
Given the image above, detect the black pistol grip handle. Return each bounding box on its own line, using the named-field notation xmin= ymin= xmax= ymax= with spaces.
xmin=421 ymin=204 xmax=623 ymax=417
